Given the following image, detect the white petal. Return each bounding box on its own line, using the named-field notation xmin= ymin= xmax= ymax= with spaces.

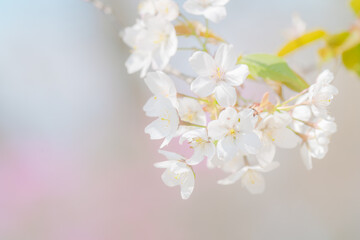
xmin=225 ymin=64 xmax=249 ymax=86
xmin=180 ymin=170 xmax=195 ymax=199
xmin=242 ymin=170 xmax=265 ymax=194
xmin=214 ymin=44 xmax=237 ymax=71
xmin=214 ymin=82 xmax=237 ymax=107
xmin=213 ymin=0 xmax=230 ymax=6
xmin=292 ymin=105 xmax=312 ymax=121
xmin=155 ymin=0 xmax=179 ymax=21
xmin=207 ymin=120 xmax=228 ymax=140
xmin=217 ymin=136 xmax=238 ymax=160
xmin=273 ymin=127 xmax=300 ymax=149
xmin=158 ymin=150 xmax=184 ymax=161
xmin=154 ymin=160 xmax=176 ymax=168
xmin=237 ymin=132 xmax=261 ymax=154
xmin=237 ymin=109 xmax=257 ymax=130
xmin=178 ymin=97 xmax=206 ymax=125
xmin=125 ymin=51 xmax=152 ymax=75
xmin=187 ymin=147 xmax=205 ymax=165
xmin=218 ymin=167 xmax=248 ymax=185
xmin=218 ymin=107 xmax=238 ymax=126
xmin=256 ymin=139 xmax=276 ymax=166
xmin=190 ymin=76 xmax=216 ymax=97
xmin=161 ymin=168 xmax=180 ymax=187
xmin=143 ymin=95 xmax=172 ymax=117
xmin=189 ymin=51 xmax=217 ymax=76
xmin=250 ymin=161 xmax=280 ymax=172
xmin=183 ymin=1 xmax=205 ymax=15
xmin=203 ymin=142 xmax=216 ymax=160
xmin=144 ymin=71 xmax=176 ymax=98
xmin=180 ymin=128 xmax=207 ymax=144
xmin=145 ymin=118 xmax=169 ymax=139
xmin=163 ymin=25 xmax=178 ymax=57
xmin=316 ymin=69 xmax=334 ymax=84
xmin=160 ymin=135 xmax=173 ymax=148
xmin=187 ymin=142 xmax=215 ymax=165
xmin=203 ymin=6 xmax=227 ymax=23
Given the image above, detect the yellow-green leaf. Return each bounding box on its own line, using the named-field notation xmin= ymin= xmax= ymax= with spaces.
xmin=318 ymin=31 xmax=360 ymax=61
xmin=342 ymin=43 xmax=360 ymax=77
xmin=277 ymin=30 xmax=327 ymax=57
xmin=350 ymin=0 xmax=360 ymax=16
xmin=239 ymin=54 xmax=309 ymax=92
xmin=318 ymin=31 xmax=351 ymax=61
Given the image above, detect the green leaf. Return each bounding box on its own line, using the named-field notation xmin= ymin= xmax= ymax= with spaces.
xmin=318 ymin=31 xmax=351 ymax=61
xmin=350 ymin=0 xmax=360 ymax=16
xmin=327 ymin=31 xmax=351 ymax=48
xmin=238 ymin=54 xmax=309 ymax=92
xmin=342 ymin=43 xmax=360 ymax=77
xmin=277 ymin=30 xmax=327 ymax=57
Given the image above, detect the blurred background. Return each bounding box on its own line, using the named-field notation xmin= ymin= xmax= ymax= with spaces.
xmin=0 ymin=0 xmax=359 ymax=239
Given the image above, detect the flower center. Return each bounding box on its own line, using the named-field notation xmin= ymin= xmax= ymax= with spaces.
xmin=228 ymin=128 xmax=236 ymax=136
xmin=154 ymin=33 xmax=167 ymax=44
xmin=247 ymin=170 xmax=257 ymax=184
xmin=184 ymin=112 xmax=194 ymax=122
xmin=212 ymin=67 xmax=225 ymax=81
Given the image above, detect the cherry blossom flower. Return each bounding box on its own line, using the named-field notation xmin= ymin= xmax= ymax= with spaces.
xmin=299 ymin=115 xmax=337 ymax=170
xmin=144 ymin=97 xmax=179 ymax=148
xmin=176 ymin=97 xmax=207 ymax=135
xmin=183 ymin=0 xmax=230 ymax=23
xmin=178 ymin=97 xmax=206 ymax=125
xmin=144 ymin=16 xmax=178 ymax=70
xmin=302 ymin=70 xmax=338 ymax=117
xmin=143 ymin=71 xmax=178 ymax=117
xmin=208 ymin=108 xmax=261 ymax=160
xmin=189 ymin=44 xmax=249 ymax=106
xmin=154 ymin=150 xmax=195 ymax=199
xmin=218 ymin=161 xmax=279 ymax=194
xmin=138 ymin=0 xmax=179 ymax=21
xmin=256 ymin=111 xmax=300 ymax=166
xmin=122 ymin=16 xmax=177 ymax=77
xmin=122 ymin=20 xmax=152 ymax=77
xmin=180 ymin=128 xmax=215 ymax=165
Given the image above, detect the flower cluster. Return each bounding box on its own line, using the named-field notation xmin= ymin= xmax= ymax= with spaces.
xmin=122 ymin=0 xmax=338 ymax=199
xmin=122 ymin=0 xmax=179 ymax=77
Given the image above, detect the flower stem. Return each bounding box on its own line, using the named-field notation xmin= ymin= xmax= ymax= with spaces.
xmin=180 ymin=120 xmax=207 ymax=128
xmin=279 ymin=89 xmax=308 ymax=106
xmin=177 ymin=93 xmax=209 ymax=103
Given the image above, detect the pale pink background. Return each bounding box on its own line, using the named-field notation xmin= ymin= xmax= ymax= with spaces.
xmin=0 ymin=0 xmax=359 ymax=239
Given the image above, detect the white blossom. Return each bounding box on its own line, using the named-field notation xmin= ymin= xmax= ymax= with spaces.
xmin=256 ymin=111 xmax=300 ymax=166
xmin=143 ymin=71 xmax=178 ymax=117
xmin=189 ymin=44 xmax=249 ymax=107
xmin=176 ymin=97 xmax=207 ymax=135
xmin=144 ymin=16 xmax=178 ymax=70
xmin=138 ymin=0 xmax=179 ymax=21
xmin=122 ymin=20 xmax=153 ymax=77
xmin=299 ymin=115 xmax=337 ymax=170
xmin=154 ymin=150 xmax=195 ymax=199
xmin=180 ymin=128 xmax=215 ymax=165
xmin=178 ymin=97 xmax=206 ymax=125
xmin=208 ymin=107 xmax=261 ymax=160
xmin=307 ymin=70 xmax=338 ymax=117
xmin=218 ymin=161 xmax=279 ymax=194
xmin=122 ymin=16 xmax=178 ymax=77
xmin=144 ymin=97 xmax=179 ymax=148
xmin=183 ymin=0 xmax=230 ymax=23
